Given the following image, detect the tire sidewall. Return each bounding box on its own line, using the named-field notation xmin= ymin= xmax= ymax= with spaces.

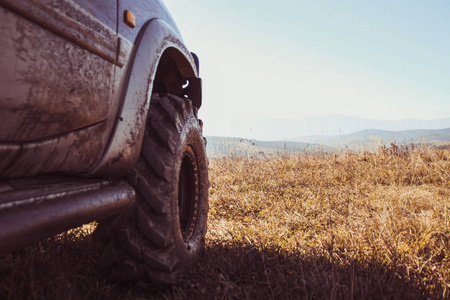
xmin=171 ymin=114 xmax=208 ymax=264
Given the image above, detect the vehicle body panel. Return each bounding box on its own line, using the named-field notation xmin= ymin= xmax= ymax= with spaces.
xmin=0 ymin=0 xmax=116 ymax=142
xmin=0 ymin=0 xmax=117 ymax=178
xmin=0 ymin=0 xmax=200 ymax=179
xmin=90 ymin=19 xmax=199 ymax=176
xmin=89 ymin=0 xmax=198 ymax=176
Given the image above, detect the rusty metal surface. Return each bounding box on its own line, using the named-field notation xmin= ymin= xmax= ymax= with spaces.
xmin=0 ymin=179 xmax=135 ymax=253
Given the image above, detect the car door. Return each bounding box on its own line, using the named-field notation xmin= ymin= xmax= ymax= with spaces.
xmin=0 ymin=0 xmax=120 ymax=177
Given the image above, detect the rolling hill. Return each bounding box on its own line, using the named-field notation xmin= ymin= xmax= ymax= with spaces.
xmin=206 ymin=128 xmax=450 ymax=156
xmin=204 ymin=115 xmax=450 ymax=141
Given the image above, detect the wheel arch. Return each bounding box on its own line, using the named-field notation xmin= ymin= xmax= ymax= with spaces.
xmin=88 ymin=18 xmax=201 ymax=177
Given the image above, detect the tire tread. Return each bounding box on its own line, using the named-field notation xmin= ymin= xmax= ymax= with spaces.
xmin=95 ymin=93 xmax=205 ymax=284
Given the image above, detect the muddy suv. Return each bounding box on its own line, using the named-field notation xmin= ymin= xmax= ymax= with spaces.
xmin=0 ymin=0 xmax=208 ymax=284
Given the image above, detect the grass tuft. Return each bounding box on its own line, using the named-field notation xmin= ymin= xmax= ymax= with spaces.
xmin=1 ymin=148 xmax=449 ymax=299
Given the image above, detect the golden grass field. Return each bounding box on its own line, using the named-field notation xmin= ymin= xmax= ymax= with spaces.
xmin=1 ymin=146 xmax=449 ymax=299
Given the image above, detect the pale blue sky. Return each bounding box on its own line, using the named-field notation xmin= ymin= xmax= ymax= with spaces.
xmin=164 ymin=0 xmax=450 ymax=137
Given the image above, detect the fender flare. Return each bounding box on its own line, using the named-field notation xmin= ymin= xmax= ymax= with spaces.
xmin=88 ymin=18 xmax=199 ymax=176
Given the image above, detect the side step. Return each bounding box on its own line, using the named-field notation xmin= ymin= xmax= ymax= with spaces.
xmin=0 ymin=176 xmax=135 ymax=253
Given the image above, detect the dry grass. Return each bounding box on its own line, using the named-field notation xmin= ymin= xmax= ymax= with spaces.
xmin=1 ymin=147 xmax=449 ymax=299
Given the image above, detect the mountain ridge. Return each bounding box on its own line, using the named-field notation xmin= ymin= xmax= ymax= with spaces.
xmin=204 ymin=114 xmax=450 ymax=141
xmin=291 ymin=127 xmax=450 ymax=151
xmin=206 ymin=127 xmax=450 ymax=156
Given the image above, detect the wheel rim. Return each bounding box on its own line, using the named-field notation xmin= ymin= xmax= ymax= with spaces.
xmin=178 ymin=146 xmax=199 ymax=242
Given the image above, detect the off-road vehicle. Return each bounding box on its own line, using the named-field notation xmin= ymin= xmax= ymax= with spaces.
xmin=0 ymin=0 xmax=208 ymax=284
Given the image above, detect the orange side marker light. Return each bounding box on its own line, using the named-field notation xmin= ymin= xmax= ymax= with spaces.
xmin=124 ymin=10 xmax=136 ymax=28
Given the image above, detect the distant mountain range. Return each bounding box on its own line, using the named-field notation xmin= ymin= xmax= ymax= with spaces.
xmin=204 ymin=114 xmax=450 ymax=141
xmin=291 ymin=128 xmax=450 ymax=151
xmin=206 ymin=127 xmax=450 ymax=157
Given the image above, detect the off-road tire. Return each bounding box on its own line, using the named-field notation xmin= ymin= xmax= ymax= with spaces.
xmin=94 ymin=93 xmax=209 ymax=284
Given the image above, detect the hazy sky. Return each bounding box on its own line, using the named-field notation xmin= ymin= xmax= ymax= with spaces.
xmin=163 ymin=0 xmax=450 ymax=136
